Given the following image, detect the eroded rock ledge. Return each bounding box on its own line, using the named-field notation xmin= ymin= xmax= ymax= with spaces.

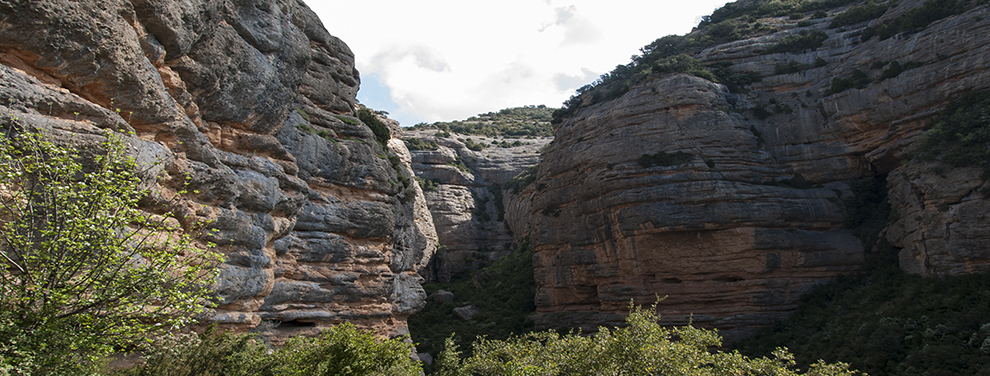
xmin=0 ymin=0 xmax=435 ymax=340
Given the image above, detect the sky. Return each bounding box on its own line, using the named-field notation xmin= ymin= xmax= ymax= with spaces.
xmin=308 ymin=0 xmax=731 ymax=126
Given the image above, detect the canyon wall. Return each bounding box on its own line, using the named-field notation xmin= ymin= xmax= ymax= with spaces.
xmin=403 ymin=129 xmax=550 ymax=282
xmin=507 ymin=0 xmax=990 ymax=340
xmin=0 ymin=0 xmax=435 ymax=340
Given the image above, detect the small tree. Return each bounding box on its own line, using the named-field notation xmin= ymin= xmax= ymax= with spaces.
xmin=0 ymin=124 xmax=221 ymax=375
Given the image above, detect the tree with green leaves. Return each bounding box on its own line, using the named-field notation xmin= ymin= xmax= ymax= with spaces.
xmin=434 ymin=302 xmax=861 ymax=376
xmin=0 ymin=125 xmax=221 ymax=376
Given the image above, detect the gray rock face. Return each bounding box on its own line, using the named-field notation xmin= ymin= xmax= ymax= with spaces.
xmin=403 ymin=130 xmax=550 ymax=282
xmin=508 ymin=3 xmax=990 ymax=340
xmin=0 ymin=0 xmax=434 ymax=340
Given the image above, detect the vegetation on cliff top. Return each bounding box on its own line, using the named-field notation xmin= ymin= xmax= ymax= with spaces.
xmin=551 ymin=0 xmax=989 ymax=124
xmin=408 ymin=105 xmax=555 ymax=137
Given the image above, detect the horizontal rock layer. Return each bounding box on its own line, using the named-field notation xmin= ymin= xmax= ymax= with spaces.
xmin=508 ymin=1 xmax=990 ymax=340
xmin=404 ymin=130 xmax=550 ymax=282
xmin=0 ymin=0 xmax=435 ymax=340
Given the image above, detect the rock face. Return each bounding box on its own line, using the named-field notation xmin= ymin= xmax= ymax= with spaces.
xmin=404 ymin=129 xmax=550 ymax=282
xmin=507 ymin=1 xmax=990 ymax=340
xmin=0 ymin=0 xmax=435 ymax=339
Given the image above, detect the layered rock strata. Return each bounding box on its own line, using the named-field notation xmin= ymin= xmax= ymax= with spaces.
xmin=507 ymin=1 xmax=990 ymax=340
xmin=403 ymin=129 xmax=550 ymax=282
xmin=0 ymin=0 xmax=435 ymax=339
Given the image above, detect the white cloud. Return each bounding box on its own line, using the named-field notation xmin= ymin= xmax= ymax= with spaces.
xmin=307 ymin=0 xmax=731 ymax=125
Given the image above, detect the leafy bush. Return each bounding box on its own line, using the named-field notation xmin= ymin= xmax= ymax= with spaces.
xmin=0 ymin=127 xmax=221 ymax=376
xmin=416 ymin=176 xmax=442 ymax=192
xmin=404 ymin=137 xmax=439 ymax=151
xmin=410 ymin=106 xmax=555 ymax=137
xmin=357 ymin=107 xmax=391 ymax=148
xmin=763 ymin=30 xmax=829 ymax=54
xmin=867 ymin=0 xmax=972 ymax=40
xmin=462 ymin=138 xmax=486 ymax=151
xmin=118 ymin=323 xmax=421 ymax=376
xmin=915 ymin=89 xmax=990 ymax=168
xmin=775 ymin=60 xmax=812 ymax=74
xmin=828 ymin=2 xmax=889 ymax=29
xmin=827 ymin=69 xmax=871 ymax=94
xmin=436 ymin=302 xmax=862 ymax=376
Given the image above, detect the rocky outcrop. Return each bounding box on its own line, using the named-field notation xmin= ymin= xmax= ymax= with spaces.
xmin=0 ymin=0 xmax=435 ymax=340
xmin=508 ymin=1 xmax=990 ymax=340
xmin=404 ymin=129 xmax=550 ymax=282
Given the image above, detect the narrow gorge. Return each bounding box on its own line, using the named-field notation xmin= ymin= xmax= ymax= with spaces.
xmin=2 ymin=0 xmax=990 ymax=367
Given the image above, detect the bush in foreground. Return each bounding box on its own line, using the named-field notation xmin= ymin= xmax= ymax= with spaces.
xmin=435 ymin=302 xmax=861 ymax=376
xmin=118 ymin=323 xmax=421 ymax=376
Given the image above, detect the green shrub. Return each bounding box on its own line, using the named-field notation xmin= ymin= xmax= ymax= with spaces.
xmin=437 ymin=302 xmax=862 ymax=376
xmin=415 ymin=176 xmax=441 ymax=192
xmin=357 ymin=107 xmax=391 ymax=148
xmin=916 ymin=89 xmax=990 ymax=168
xmin=269 ymin=323 xmax=420 ymax=376
xmin=827 ymin=69 xmax=871 ymax=94
xmin=119 ymin=324 xmax=420 ymax=376
xmin=462 ymin=138 xmax=486 ymax=151
xmin=763 ymin=30 xmax=830 ymax=54
xmin=798 ymin=19 xmax=815 ymax=27
xmin=410 ymin=106 xmax=555 ymax=137
xmin=775 ymin=60 xmax=811 ymax=74
xmin=334 ymin=114 xmax=361 ymax=126
xmin=828 ymin=2 xmax=889 ymax=29
xmin=404 ymin=137 xmax=439 ymax=151
xmin=869 ymin=0 xmax=971 ymax=40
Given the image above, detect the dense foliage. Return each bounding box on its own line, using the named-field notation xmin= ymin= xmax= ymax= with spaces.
xmin=434 ymin=302 xmax=861 ymax=376
xmin=862 ymin=0 xmax=983 ymax=41
xmin=409 ymin=106 xmax=555 ymax=137
xmin=117 ymin=323 xmax=421 ymax=376
xmin=916 ymin=89 xmax=990 ymax=168
xmin=408 ymin=242 xmax=537 ymax=363
xmin=550 ymin=0 xmax=871 ymax=124
xmin=357 ymin=107 xmax=392 ymax=148
xmin=762 ymin=30 xmax=829 ymax=54
xmin=0 ymin=128 xmax=221 ymax=376
xmin=404 ymin=137 xmax=439 ymax=151
xmin=738 ymin=270 xmax=990 ymax=376
xmin=828 ymin=1 xmax=889 ymax=29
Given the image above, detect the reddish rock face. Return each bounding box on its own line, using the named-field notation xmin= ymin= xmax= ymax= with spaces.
xmin=507 ymin=3 xmax=990 ymax=340
xmin=0 ymin=0 xmax=435 ymax=340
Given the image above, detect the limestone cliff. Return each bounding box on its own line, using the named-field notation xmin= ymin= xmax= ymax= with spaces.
xmin=0 ymin=0 xmax=435 ymax=340
xmin=403 ymin=129 xmax=550 ymax=282
xmin=507 ymin=0 xmax=990 ymax=340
